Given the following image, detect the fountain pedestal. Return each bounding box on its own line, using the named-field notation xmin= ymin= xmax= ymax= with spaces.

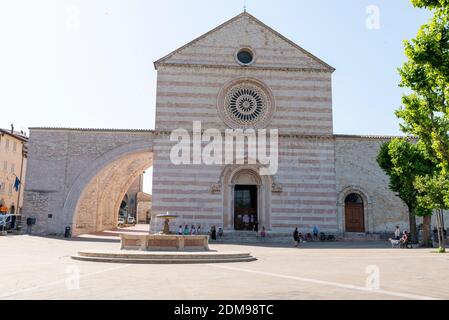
xmin=120 ymin=234 xmax=210 ymax=252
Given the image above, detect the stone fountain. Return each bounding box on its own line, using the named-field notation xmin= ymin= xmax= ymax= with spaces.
xmin=72 ymin=213 xmax=256 ymax=264
xmin=118 ymin=212 xmax=209 ymax=252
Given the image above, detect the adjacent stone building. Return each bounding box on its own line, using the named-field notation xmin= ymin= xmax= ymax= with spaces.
xmin=0 ymin=127 xmax=28 ymax=215
xmin=23 ymin=12 xmax=440 ymax=238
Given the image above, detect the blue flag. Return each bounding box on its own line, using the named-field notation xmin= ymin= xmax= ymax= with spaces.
xmin=14 ymin=177 xmax=21 ymax=192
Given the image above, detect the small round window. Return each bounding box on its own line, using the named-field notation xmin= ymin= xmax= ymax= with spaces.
xmin=236 ymin=49 xmax=254 ymax=65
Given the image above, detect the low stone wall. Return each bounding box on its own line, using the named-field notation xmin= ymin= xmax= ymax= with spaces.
xmin=120 ymin=234 xmax=210 ymax=252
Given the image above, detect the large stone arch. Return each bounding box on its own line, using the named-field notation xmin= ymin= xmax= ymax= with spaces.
xmin=63 ymin=141 xmax=154 ymax=236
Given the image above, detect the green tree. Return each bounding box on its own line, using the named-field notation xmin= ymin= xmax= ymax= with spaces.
xmin=394 ymin=0 xmax=449 ymax=248
xmin=377 ymin=138 xmax=434 ymax=244
xmin=415 ymin=175 xmax=449 ymax=252
xmin=397 ymin=0 xmax=449 ymax=172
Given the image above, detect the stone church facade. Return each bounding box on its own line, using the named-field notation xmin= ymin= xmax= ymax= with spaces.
xmin=22 ymin=12 xmax=413 ymax=237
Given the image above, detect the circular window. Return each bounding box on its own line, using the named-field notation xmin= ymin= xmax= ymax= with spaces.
xmin=226 ymin=86 xmax=264 ymax=123
xmin=236 ymin=49 xmax=254 ymax=65
xmin=218 ymin=78 xmax=275 ymax=129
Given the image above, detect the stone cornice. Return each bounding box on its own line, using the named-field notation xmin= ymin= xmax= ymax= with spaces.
xmin=29 ymin=127 xmax=155 ymax=133
xmin=334 ymin=134 xmax=417 ymax=140
xmin=28 ymin=128 xmax=415 ymax=141
xmin=156 ymin=62 xmax=331 ymax=73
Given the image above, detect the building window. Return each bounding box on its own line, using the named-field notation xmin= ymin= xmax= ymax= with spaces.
xmin=13 ymin=141 xmax=17 ymax=152
xmin=220 ymin=79 xmax=275 ymax=129
xmin=8 ymin=183 xmax=13 ymax=195
xmin=236 ymin=48 xmax=255 ymax=66
xmin=226 ymin=86 xmax=265 ymax=124
xmin=3 ymin=161 xmax=7 ymax=172
xmin=5 ymin=139 xmax=9 ymax=150
xmin=0 ymin=183 xmax=4 ymax=193
xmin=10 ymin=163 xmax=15 ymax=174
xmin=345 ymin=193 xmax=364 ymax=204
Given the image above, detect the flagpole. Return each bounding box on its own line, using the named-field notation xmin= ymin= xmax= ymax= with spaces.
xmin=16 ymin=146 xmax=25 ymax=215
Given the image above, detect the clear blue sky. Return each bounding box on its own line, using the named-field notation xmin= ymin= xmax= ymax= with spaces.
xmin=0 ymin=0 xmax=432 ymax=192
xmin=0 ymin=0 xmax=432 ymax=135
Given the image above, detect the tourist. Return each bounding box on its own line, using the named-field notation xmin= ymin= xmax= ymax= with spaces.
xmin=313 ymin=225 xmax=319 ymax=240
xmin=260 ymin=226 xmax=267 ymax=240
xmin=183 ymin=225 xmax=190 ymax=235
xmin=254 ymin=221 xmax=259 ymax=237
xmin=210 ymin=226 xmax=217 ymax=240
xmin=293 ymin=228 xmax=300 ymax=247
xmin=197 ymin=225 xmax=201 ymax=235
xmin=190 ymin=225 xmax=196 ymax=235
xmin=395 ymin=226 xmax=401 ymax=240
xmin=218 ymin=227 xmax=224 ymax=238
xmin=178 ymin=225 xmax=183 ymax=235
xmin=400 ymin=231 xmax=409 ymax=248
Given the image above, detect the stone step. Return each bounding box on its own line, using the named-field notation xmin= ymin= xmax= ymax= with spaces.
xmin=77 ymin=251 xmax=251 ymax=260
xmin=72 ymin=256 xmax=257 ymax=264
xmin=72 ymin=251 xmax=257 ymax=264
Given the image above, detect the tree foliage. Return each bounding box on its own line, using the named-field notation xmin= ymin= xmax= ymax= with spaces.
xmin=392 ymin=0 xmax=449 ymax=249
xmin=397 ymin=0 xmax=449 ymax=173
xmin=377 ymin=139 xmax=434 ymax=215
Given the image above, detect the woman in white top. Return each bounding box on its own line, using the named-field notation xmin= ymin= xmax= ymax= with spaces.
xmin=395 ymin=226 xmax=401 ymax=240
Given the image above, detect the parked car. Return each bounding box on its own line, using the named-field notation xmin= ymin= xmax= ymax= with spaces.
xmin=0 ymin=215 xmax=13 ymax=231
xmin=127 ymin=216 xmax=135 ymax=224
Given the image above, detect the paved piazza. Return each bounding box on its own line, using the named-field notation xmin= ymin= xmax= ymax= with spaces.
xmin=1 ymin=233 xmax=448 ymax=300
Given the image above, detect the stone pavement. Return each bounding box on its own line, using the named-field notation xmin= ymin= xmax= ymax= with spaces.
xmin=1 ymin=234 xmax=448 ymax=300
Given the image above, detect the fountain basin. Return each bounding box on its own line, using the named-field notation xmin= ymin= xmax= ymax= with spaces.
xmin=120 ymin=234 xmax=209 ymax=252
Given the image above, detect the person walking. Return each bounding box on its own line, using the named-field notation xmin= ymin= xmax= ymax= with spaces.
xmin=293 ymin=228 xmax=300 ymax=247
xmin=197 ymin=225 xmax=202 ymax=235
xmin=190 ymin=225 xmax=196 ymax=235
xmin=183 ymin=225 xmax=190 ymax=235
xmin=178 ymin=225 xmax=183 ymax=235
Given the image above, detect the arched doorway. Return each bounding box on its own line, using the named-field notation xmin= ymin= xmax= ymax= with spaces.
xmin=220 ymin=165 xmax=272 ymax=231
xmin=345 ymin=193 xmax=365 ymax=233
xmin=232 ymin=170 xmax=260 ymax=231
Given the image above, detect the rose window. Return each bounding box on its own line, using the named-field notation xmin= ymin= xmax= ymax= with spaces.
xmin=224 ymin=84 xmax=268 ymax=126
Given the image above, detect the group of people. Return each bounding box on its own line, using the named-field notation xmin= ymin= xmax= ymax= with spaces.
xmin=253 ymin=222 xmax=268 ymax=238
xmin=177 ymin=225 xmax=202 ymax=236
xmin=209 ymin=226 xmax=224 ymax=240
xmin=394 ymin=226 xmax=411 ymax=246
xmin=293 ymin=226 xmax=321 ymax=247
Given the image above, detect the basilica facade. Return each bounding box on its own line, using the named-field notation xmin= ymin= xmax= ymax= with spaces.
xmin=149 ymin=12 xmax=410 ymax=236
xmin=23 ymin=13 xmax=415 ymax=237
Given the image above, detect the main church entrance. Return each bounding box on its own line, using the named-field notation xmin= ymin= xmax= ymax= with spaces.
xmin=234 ymin=185 xmax=258 ymax=231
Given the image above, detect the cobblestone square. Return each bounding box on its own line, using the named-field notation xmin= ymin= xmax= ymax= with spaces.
xmin=1 ymin=235 xmax=448 ymax=300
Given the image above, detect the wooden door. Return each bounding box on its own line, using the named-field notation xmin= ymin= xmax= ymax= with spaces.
xmin=345 ymin=203 xmax=365 ymax=233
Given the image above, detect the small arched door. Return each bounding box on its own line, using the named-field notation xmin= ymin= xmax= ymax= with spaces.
xmin=345 ymin=193 xmax=365 ymax=233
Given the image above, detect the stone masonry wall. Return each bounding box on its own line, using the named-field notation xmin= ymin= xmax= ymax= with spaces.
xmin=22 ymin=128 xmax=153 ymax=235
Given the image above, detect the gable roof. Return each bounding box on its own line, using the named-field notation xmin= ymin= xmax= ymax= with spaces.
xmin=154 ymin=11 xmax=335 ymax=72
